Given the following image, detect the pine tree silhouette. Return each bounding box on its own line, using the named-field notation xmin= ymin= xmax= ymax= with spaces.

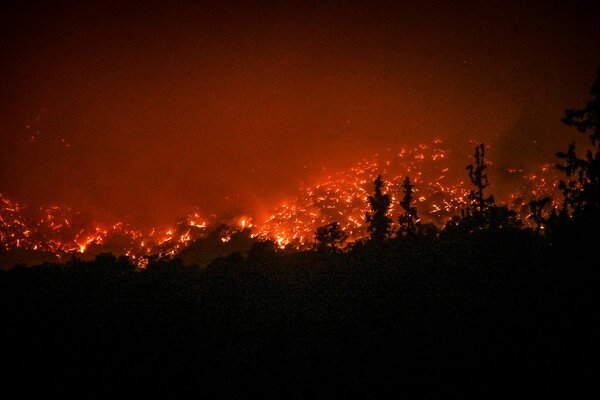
xmin=465 ymin=143 xmax=494 ymax=217
xmin=365 ymin=175 xmax=393 ymax=244
xmin=452 ymin=143 xmax=520 ymax=231
xmin=398 ymin=176 xmax=419 ymax=235
xmin=557 ymin=66 xmax=600 ymax=218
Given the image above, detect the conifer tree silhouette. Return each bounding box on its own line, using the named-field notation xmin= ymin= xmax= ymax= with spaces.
xmin=450 ymin=143 xmax=522 ymax=231
xmin=458 ymin=143 xmax=521 ymax=231
xmin=465 ymin=143 xmax=494 ymax=217
xmin=398 ymin=176 xmax=419 ymax=235
xmin=557 ymin=66 xmax=600 ymax=218
xmin=366 ymin=175 xmax=392 ymax=244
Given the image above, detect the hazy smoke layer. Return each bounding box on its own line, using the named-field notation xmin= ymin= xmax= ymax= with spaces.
xmin=1 ymin=1 xmax=598 ymax=228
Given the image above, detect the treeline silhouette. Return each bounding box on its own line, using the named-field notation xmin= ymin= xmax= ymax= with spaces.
xmin=2 ymin=69 xmax=600 ymax=397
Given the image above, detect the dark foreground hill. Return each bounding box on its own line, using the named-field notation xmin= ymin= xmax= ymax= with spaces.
xmin=1 ymin=228 xmax=598 ymax=399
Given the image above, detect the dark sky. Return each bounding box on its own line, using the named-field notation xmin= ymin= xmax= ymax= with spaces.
xmin=1 ymin=0 xmax=599 ymax=227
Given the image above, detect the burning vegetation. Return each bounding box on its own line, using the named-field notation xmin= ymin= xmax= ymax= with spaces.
xmin=0 ymin=140 xmax=562 ymax=267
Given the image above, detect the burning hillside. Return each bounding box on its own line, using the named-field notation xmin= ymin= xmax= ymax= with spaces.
xmin=1 ymin=140 xmax=562 ymax=267
xmin=253 ymin=140 xmax=561 ymax=246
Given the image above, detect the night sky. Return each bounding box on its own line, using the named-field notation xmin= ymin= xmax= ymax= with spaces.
xmin=1 ymin=0 xmax=599 ymax=228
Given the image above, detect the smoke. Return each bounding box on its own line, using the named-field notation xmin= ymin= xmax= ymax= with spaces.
xmin=1 ymin=1 xmax=599 ymax=230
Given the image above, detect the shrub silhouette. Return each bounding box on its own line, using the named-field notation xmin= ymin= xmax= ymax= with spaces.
xmin=314 ymin=222 xmax=348 ymax=252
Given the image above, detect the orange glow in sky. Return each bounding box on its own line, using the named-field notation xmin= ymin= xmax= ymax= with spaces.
xmin=0 ymin=0 xmax=599 ymax=241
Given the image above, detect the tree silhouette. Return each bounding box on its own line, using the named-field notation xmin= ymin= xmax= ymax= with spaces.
xmin=449 ymin=144 xmax=521 ymax=231
xmin=314 ymin=222 xmax=348 ymax=252
xmin=557 ymin=66 xmax=600 ymax=218
xmin=365 ymin=175 xmax=393 ymax=243
xmin=465 ymin=143 xmax=494 ymax=216
xmin=528 ymin=197 xmax=552 ymax=233
xmin=397 ymin=176 xmax=419 ymax=235
xmin=247 ymin=239 xmax=277 ymax=260
xmin=462 ymin=143 xmax=493 ymax=227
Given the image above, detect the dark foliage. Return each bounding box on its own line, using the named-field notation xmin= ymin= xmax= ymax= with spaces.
xmin=466 ymin=143 xmax=494 ymax=214
xmin=554 ymin=67 xmax=600 ymax=248
xmin=557 ymin=68 xmax=600 ymax=222
xmin=314 ymin=222 xmax=348 ymax=252
xmin=447 ymin=144 xmax=522 ymax=233
xmin=2 ymin=68 xmax=600 ymax=399
xmin=2 ymin=215 xmax=598 ymax=398
xmin=365 ymin=175 xmax=393 ymax=244
xmin=397 ymin=176 xmax=419 ymax=236
xmin=528 ymin=196 xmax=552 ymax=233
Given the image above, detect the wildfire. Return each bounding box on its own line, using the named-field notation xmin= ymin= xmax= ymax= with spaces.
xmin=1 ymin=141 xmax=563 ymax=263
